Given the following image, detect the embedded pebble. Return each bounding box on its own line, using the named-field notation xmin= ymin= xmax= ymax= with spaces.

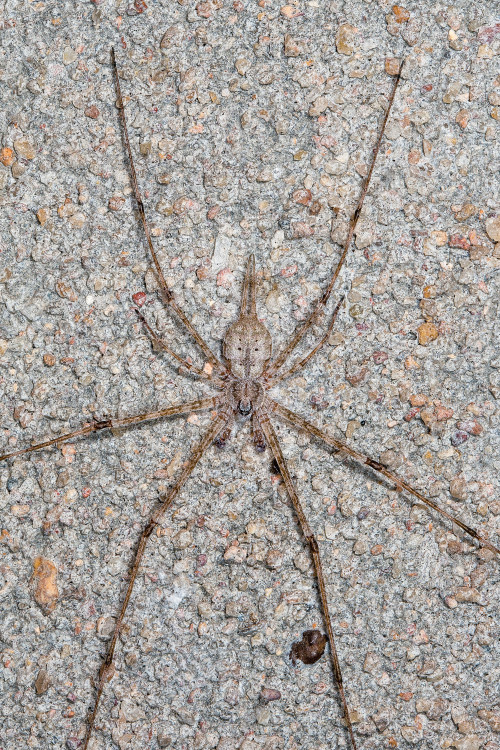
xmin=14 ymin=138 xmax=36 ymax=160
xmin=31 ymin=558 xmax=59 ymax=613
xmin=417 ymin=322 xmax=439 ymax=345
xmin=336 ymin=24 xmax=356 ymax=55
xmin=485 ymin=215 xmax=500 ymax=242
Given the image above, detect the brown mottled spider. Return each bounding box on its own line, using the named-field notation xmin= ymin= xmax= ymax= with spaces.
xmin=1 ymin=50 xmax=498 ymax=750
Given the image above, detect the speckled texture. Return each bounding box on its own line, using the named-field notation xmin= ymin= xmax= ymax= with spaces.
xmin=0 ymin=2 xmax=499 ymax=749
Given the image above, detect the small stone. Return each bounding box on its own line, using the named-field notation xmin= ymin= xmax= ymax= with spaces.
xmin=172 ymin=529 xmax=193 ymax=549
xmin=454 ymin=587 xmax=481 ymax=603
xmin=409 ymin=393 xmax=427 ymax=407
xmin=456 ymin=109 xmax=469 ymax=129
xmin=456 ymin=419 xmax=482 ymax=436
xmin=37 ymin=207 xmax=49 ymax=225
xmin=336 ymin=23 xmax=356 ymax=55
xmin=255 ymin=705 xmax=270 ymax=725
xmin=292 ymin=188 xmax=312 ymax=205
xmin=109 ymin=195 xmax=125 ymax=211
xmin=309 ymin=96 xmax=329 ymax=117
xmin=157 ymin=732 xmax=172 ymax=748
xmin=172 ymin=706 xmax=196 ymax=726
xmin=260 ymin=687 xmax=281 ymax=703
xmin=372 ymin=351 xmax=388 ymax=364
xmin=31 ymin=557 xmax=59 ymax=613
xmin=349 ymin=304 xmax=364 ymax=319
xmin=385 ymin=57 xmax=402 ymax=76
xmin=451 ymin=430 xmax=469 ymax=447
xmin=120 ymin=699 xmax=146 ymax=722
xmin=63 ymin=46 xmax=77 ymax=65
xmin=172 ymin=196 xmax=197 ymax=215
xmin=43 ymin=353 xmax=56 ymax=366
xmin=485 ymin=216 xmax=500 ymax=242
xmin=284 ymin=34 xmax=306 ymax=57
xmin=353 ymin=538 xmax=368 ymax=555
xmin=13 ymin=138 xmax=36 ymax=160
xmin=56 ymin=280 xmax=78 ymax=301
xmin=346 ymin=420 xmax=360 ymax=439
xmin=280 ymin=5 xmax=302 ymax=18
xmin=256 ymin=168 xmax=273 ymax=183
xmin=0 ymin=147 xmax=15 ymax=166
xmin=292 ymin=221 xmax=314 ymax=238
xmin=235 ymin=57 xmax=250 ymax=76
xmin=454 ymin=736 xmax=482 ymax=750
xmin=84 ymin=105 xmax=100 ymax=119
xmin=35 ymin=668 xmax=52 ymax=695
xmin=265 ymin=549 xmax=283 ymax=569
xmin=68 ymin=212 xmax=86 ymax=229
xmin=224 ymin=543 xmax=247 ymax=563
xmin=346 ymin=367 xmax=368 ymax=386
xmin=449 ymin=476 xmax=468 ymax=500
xmin=417 ymin=322 xmax=438 ymax=346
xmin=293 ymin=149 xmax=308 ymax=161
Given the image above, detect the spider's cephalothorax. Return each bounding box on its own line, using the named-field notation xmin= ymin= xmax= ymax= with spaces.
xmin=221 ymin=255 xmax=271 ymax=418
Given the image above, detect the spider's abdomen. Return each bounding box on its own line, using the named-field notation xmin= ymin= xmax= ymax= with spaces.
xmin=223 ymin=314 xmax=272 ymax=378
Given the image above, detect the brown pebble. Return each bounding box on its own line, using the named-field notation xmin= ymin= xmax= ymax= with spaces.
xmin=0 ymin=146 xmax=15 ymax=166
xmin=292 ymin=188 xmax=312 ymax=205
xmin=485 ymin=215 xmax=500 ymax=242
xmin=292 ymin=221 xmax=314 ymax=238
xmin=455 ymin=109 xmax=469 ymax=129
xmin=260 ymin=687 xmax=281 ymax=703
xmin=43 ymin=353 xmax=56 ymax=367
xmin=207 ymin=204 xmax=220 ymax=220
xmin=435 ymin=405 xmax=453 ymax=421
xmin=132 ymin=292 xmax=146 ymax=307
xmin=449 ymin=233 xmax=470 ymax=250
xmin=290 ymin=629 xmax=328 ymax=665
xmin=456 ymin=419 xmax=482 ymax=436
xmin=108 ymin=195 xmax=125 ymax=211
xmin=409 ymin=393 xmax=427 ymax=407
xmin=385 ymin=57 xmax=402 ymax=76
xmin=417 ymin=322 xmax=438 ymax=346
xmin=172 ymin=196 xmax=197 ymax=215
xmin=31 ymin=557 xmax=59 ymax=613
xmin=84 ymin=105 xmax=100 ymax=119
xmin=37 ymin=207 xmax=49 ymax=225
xmin=35 ymin=668 xmax=51 ymax=695
xmin=372 ymin=351 xmax=388 ymax=365
xmin=14 ymin=138 xmax=36 ymax=160
xmin=449 ymin=476 xmax=468 ymax=500
xmin=336 ymin=23 xmax=356 ymax=56
xmin=346 ymin=367 xmax=368 ymax=386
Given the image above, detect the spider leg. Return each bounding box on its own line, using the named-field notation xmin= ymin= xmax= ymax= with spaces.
xmin=135 ymin=308 xmax=225 ymax=387
xmin=256 ymin=411 xmax=358 ymax=750
xmin=111 ymin=48 xmax=225 ymax=374
xmin=81 ymin=413 xmax=229 ymax=749
xmin=267 ymin=296 xmax=343 ymax=385
xmin=265 ymin=63 xmax=404 ymax=380
xmin=269 ymin=400 xmax=500 ymax=556
xmin=0 ymin=397 xmax=216 ymax=462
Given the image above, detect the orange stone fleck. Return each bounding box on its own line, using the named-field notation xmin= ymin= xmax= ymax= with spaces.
xmin=31 ymin=557 xmax=59 ymax=612
xmin=417 ymin=321 xmax=438 ymax=346
xmin=0 ymin=147 xmax=15 ymax=166
xmin=392 ymin=5 xmax=410 ymax=22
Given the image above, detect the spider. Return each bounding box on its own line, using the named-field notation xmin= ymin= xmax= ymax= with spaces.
xmin=1 ymin=50 xmax=498 ymax=750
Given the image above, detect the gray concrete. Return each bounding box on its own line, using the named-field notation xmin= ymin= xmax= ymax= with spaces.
xmin=0 ymin=1 xmax=499 ymax=749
